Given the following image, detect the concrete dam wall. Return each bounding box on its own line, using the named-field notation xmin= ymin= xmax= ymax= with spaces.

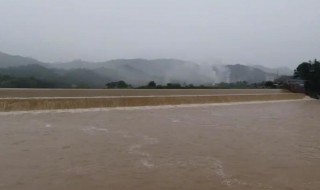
xmin=0 ymin=89 xmax=305 ymax=111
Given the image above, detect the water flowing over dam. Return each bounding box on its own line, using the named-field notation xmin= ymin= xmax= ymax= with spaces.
xmin=0 ymin=89 xmax=318 ymax=190
xmin=0 ymin=89 xmax=305 ymax=111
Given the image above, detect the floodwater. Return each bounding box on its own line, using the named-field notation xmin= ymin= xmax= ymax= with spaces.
xmin=0 ymin=88 xmax=286 ymax=98
xmin=0 ymin=99 xmax=319 ymax=190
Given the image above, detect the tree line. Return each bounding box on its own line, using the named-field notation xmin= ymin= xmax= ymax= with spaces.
xmin=105 ymin=80 xmax=276 ymax=89
xmin=0 ymin=75 xmax=56 ymax=88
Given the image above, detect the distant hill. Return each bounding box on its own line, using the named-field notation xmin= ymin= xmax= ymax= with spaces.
xmin=0 ymin=52 xmax=44 ymax=68
xmin=227 ymin=64 xmax=276 ymax=83
xmin=51 ymin=59 xmax=95 ymax=70
xmin=61 ymin=69 xmax=111 ymax=88
xmin=0 ymin=51 xmax=291 ymax=87
xmin=252 ymin=65 xmax=293 ymax=76
xmin=0 ymin=64 xmax=62 ymax=83
xmin=0 ymin=64 xmax=110 ymax=88
xmin=51 ymin=58 xmax=217 ymax=85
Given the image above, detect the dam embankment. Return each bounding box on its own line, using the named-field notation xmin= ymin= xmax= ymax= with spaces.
xmin=0 ymin=89 xmax=305 ymax=111
xmin=0 ymin=88 xmax=289 ymax=98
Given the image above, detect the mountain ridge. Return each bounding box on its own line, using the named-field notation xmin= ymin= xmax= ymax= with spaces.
xmin=0 ymin=51 xmax=290 ymax=87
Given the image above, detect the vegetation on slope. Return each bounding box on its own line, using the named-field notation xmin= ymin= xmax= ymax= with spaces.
xmin=295 ymin=59 xmax=320 ymax=98
xmin=0 ymin=75 xmax=55 ymax=88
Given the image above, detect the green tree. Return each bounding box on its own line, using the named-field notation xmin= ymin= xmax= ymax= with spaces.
xmin=264 ymin=81 xmax=275 ymax=88
xmin=147 ymin=81 xmax=157 ymax=88
xmin=295 ymin=62 xmax=312 ymax=79
xmin=295 ymin=59 xmax=320 ymax=97
xmin=106 ymin=80 xmax=131 ymax=88
xmin=166 ymin=83 xmax=181 ymax=89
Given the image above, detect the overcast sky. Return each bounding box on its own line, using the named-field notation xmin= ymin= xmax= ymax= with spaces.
xmin=0 ymin=0 xmax=319 ymax=67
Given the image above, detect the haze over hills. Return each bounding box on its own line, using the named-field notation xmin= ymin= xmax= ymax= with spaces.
xmin=252 ymin=65 xmax=293 ymax=76
xmin=0 ymin=51 xmax=293 ymax=88
xmin=0 ymin=51 xmax=45 ymax=68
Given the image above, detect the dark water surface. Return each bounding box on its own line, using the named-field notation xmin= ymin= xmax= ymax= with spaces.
xmin=0 ymin=99 xmax=319 ymax=190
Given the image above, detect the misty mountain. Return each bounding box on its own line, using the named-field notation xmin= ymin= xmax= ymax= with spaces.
xmin=252 ymin=65 xmax=293 ymax=76
xmin=0 ymin=64 xmax=61 ymax=80
xmin=0 ymin=52 xmax=45 ymax=68
xmin=89 ymin=60 xmax=275 ymax=85
xmin=0 ymin=51 xmax=285 ymax=87
xmin=50 ymin=58 xmax=227 ymax=85
xmin=0 ymin=64 xmax=110 ymax=88
xmin=227 ymin=64 xmax=276 ymax=83
xmin=52 ymin=59 xmax=96 ymax=70
xmin=61 ymin=69 xmax=111 ymax=88
xmin=93 ymin=59 xmax=215 ymax=85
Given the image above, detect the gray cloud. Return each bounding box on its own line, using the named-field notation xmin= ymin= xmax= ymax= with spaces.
xmin=0 ymin=0 xmax=319 ymax=68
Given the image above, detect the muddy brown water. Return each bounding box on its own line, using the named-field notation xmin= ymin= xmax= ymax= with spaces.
xmin=0 ymin=89 xmax=288 ymax=98
xmin=0 ymin=99 xmax=319 ymax=190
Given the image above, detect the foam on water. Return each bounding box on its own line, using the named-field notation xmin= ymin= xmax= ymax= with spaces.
xmin=0 ymin=98 xmax=312 ymax=116
xmin=171 ymin=119 xmax=181 ymax=123
xmin=80 ymin=126 xmax=159 ymax=169
xmin=126 ymin=134 xmax=159 ymax=169
xmin=44 ymin=124 xmax=52 ymax=128
xmin=140 ymin=159 xmax=155 ymax=168
xmin=81 ymin=126 xmax=109 ymax=133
